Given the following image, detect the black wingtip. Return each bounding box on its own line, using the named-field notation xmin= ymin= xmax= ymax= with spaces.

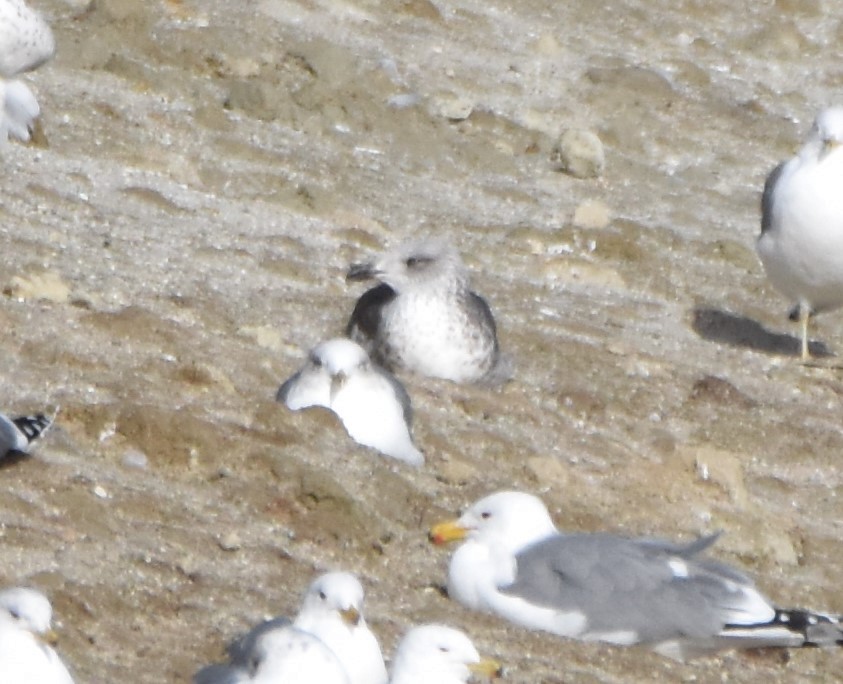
xmin=12 ymin=413 xmax=53 ymax=444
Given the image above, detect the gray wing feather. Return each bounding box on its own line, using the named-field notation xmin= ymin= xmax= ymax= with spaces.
xmin=193 ymin=664 xmax=246 ymax=684
xmin=504 ymin=533 xmax=754 ymax=642
xmin=374 ymin=365 xmax=413 ymax=426
xmin=760 ymin=161 xmax=788 ymax=235
xmin=227 ymin=616 xmax=292 ymax=665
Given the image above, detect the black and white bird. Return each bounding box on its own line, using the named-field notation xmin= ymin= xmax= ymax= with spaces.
xmin=0 ymin=0 xmax=54 ymax=142
xmin=0 ymin=410 xmax=53 ymax=463
xmin=390 ymin=624 xmax=501 ymax=684
xmin=345 ymin=239 xmax=509 ymax=385
xmin=757 ymin=107 xmax=843 ymax=361
xmin=195 ymin=572 xmax=386 ymax=684
xmin=277 ymin=338 xmax=423 ymax=466
xmin=430 ymin=491 xmax=843 ymax=661
xmin=0 ymin=587 xmax=75 ymax=683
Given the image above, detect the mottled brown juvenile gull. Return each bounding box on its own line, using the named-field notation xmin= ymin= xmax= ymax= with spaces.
xmin=277 ymin=338 xmax=423 ymax=466
xmin=196 ymin=572 xmax=386 ymax=684
xmin=390 ymin=624 xmax=501 ymax=684
xmin=757 ymin=107 xmax=843 ymax=360
xmin=346 ymin=239 xmax=509 ymax=385
xmin=0 ymin=0 xmax=54 ymax=142
xmin=430 ymin=491 xmax=843 ymax=661
xmin=0 ymin=410 xmax=53 ymax=463
xmin=0 ymin=587 xmax=75 ymax=683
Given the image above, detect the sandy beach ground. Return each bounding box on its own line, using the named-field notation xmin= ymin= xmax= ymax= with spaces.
xmin=2 ymin=0 xmax=842 ymax=681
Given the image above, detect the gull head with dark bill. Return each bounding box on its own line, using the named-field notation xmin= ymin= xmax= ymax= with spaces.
xmin=346 ymin=239 xmax=510 ymax=385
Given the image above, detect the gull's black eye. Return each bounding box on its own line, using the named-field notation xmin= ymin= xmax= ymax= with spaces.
xmin=8 ymin=609 xmax=20 ymax=620
xmin=405 ymin=256 xmax=433 ymax=269
xmin=318 ymin=590 xmax=327 ymax=600
xmin=480 ymin=511 xmax=491 ymax=519
xmin=309 ymin=354 xmax=323 ymax=368
xmin=439 ymin=646 xmax=449 ymax=653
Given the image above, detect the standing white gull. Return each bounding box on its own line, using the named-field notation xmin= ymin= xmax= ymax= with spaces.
xmin=0 ymin=587 xmax=75 ymax=683
xmin=430 ymin=491 xmax=843 ymax=660
xmin=0 ymin=0 xmax=54 ymax=142
xmin=757 ymin=107 xmax=843 ymax=361
xmin=277 ymin=338 xmax=423 ymax=466
xmin=0 ymin=410 xmax=53 ymax=463
xmin=346 ymin=239 xmax=509 ymax=385
xmin=390 ymin=624 xmax=501 ymax=684
xmin=196 ymin=572 xmax=386 ymax=684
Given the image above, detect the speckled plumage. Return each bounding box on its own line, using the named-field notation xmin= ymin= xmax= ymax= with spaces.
xmin=0 ymin=0 xmax=54 ymax=142
xmin=346 ymin=239 xmax=508 ymax=384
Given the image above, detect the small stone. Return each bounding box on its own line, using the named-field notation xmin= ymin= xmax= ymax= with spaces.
xmin=689 ymin=446 xmax=750 ymax=510
xmin=429 ymin=92 xmax=474 ymax=121
xmin=552 ymin=129 xmax=605 ymax=179
xmin=93 ymin=485 xmax=110 ymax=499
xmin=572 ymin=200 xmax=611 ymax=229
xmin=5 ymin=271 xmax=71 ymax=303
xmin=218 ymin=532 xmax=242 ymax=551
xmin=122 ymin=449 xmax=148 ymax=470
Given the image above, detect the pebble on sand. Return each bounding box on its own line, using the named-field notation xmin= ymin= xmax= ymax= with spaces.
xmin=552 ymin=129 xmax=605 ymax=179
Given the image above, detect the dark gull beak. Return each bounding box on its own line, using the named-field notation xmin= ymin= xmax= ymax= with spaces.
xmin=346 ymin=261 xmax=381 ymax=281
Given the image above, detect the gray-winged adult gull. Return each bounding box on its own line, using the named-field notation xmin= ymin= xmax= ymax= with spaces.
xmin=277 ymin=338 xmax=423 ymax=466
xmin=430 ymin=491 xmax=843 ymax=660
xmin=346 ymin=239 xmax=509 ymax=385
xmin=757 ymin=107 xmax=843 ymax=360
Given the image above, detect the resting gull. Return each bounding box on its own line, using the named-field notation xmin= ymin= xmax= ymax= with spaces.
xmin=390 ymin=624 xmax=501 ymax=684
xmin=277 ymin=338 xmax=423 ymax=466
xmin=430 ymin=491 xmax=843 ymax=660
xmin=757 ymin=107 xmax=843 ymax=360
xmin=195 ymin=623 xmax=350 ymax=684
xmin=0 ymin=0 xmax=54 ymax=142
xmin=0 ymin=410 xmax=53 ymax=463
xmin=0 ymin=587 xmax=75 ymax=683
xmin=196 ymin=572 xmax=386 ymax=684
xmin=346 ymin=239 xmax=509 ymax=385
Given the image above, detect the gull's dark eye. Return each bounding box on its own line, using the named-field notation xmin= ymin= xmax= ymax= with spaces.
xmin=318 ymin=590 xmax=327 ymax=600
xmin=439 ymin=646 xmax=449 ymax=653
xmin=8 ymin=609 xmax=20 ymax=620
xmin=309 ymin=354 xmax=323 ymax=368
xmin=480 ymin=511 xmax=491 ymax=519
xmin=405 ymin=256 xmax=433 ymax=269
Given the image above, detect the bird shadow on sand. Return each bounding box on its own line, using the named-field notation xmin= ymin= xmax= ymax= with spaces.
xmin=691 ymin=307 xmax=833 ymax=359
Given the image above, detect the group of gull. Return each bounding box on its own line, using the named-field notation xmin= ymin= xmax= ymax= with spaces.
xmin=4 ymin=0 xmax=843 ymax=680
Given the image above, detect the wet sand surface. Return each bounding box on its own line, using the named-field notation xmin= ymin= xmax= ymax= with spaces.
xmin=2 ymin=0 xmax=843 ymax=682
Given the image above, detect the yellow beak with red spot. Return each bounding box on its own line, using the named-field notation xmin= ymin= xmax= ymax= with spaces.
xmin=470 ymin=658 xmax=504 ymax=679
xmin=429 ymin=519 xmax=468 ymax=546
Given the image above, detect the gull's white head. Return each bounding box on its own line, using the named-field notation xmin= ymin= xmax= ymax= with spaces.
xmin=296 ymin=572 xmax=367 ymax=629
xmin=390 ymin=625 xmax=500 ymax=684
xmin=807 ymin=107 xmax=843 ymax=159
xmin=347 ymin=239 xmax=468 ymax=294
xmin=0 ymin=587 xmax=54 ymax=634
xmin=311 ymin=339 xmax=371 ymax=377
xmin=431 ymin=491 xmax=559 ymax=554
